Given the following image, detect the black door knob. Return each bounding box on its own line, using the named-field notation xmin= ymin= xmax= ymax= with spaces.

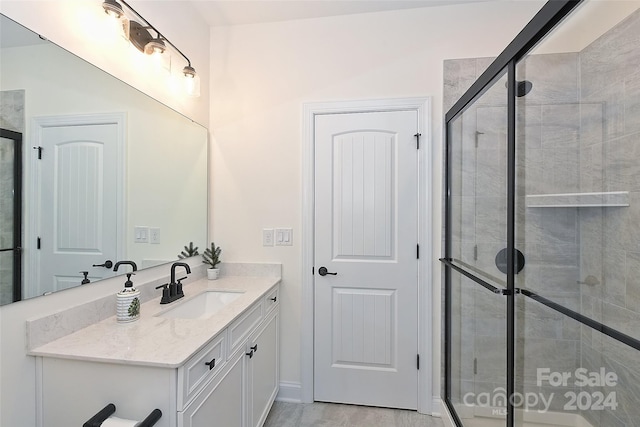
xmin=92 ymin=260 xmax=113 ymax=269
xmin=318 ymin=267 xmax=337 ymax=276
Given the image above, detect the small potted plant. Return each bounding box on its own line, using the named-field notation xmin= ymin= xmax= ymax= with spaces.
xmin=203 ymin=242 xmax=222 ymax=280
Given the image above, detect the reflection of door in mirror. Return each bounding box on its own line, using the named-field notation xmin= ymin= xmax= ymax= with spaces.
xmin=29 ymin=114 xmax=125 ymax=298
xmin=0 ymin=129 xmax=23 ymax=305
xmin=1 ymin=14 xmax=208 ymax=303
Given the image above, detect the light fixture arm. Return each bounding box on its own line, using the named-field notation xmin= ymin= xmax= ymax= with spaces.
xmin=118 ymin=0 xmax=193 ymax=68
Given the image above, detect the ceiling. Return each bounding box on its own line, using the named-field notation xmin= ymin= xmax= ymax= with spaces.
xmin=189 ymin=0 xmax=494 ymax=27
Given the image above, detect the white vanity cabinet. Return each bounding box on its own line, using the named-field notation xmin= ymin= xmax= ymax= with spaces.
xmin=179 ymin=307 xmax=279 ymax=427
xmin=247 ymin=289 xmax=280 ymax=427
xmin=37 ymin=283 xmax=279 ymax=427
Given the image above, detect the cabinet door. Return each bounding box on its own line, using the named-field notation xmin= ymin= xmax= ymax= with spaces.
xmin=247 ymin=310 xmax=279 ymax=427
xmin=179 ymin=350 xmax=244 ymax=427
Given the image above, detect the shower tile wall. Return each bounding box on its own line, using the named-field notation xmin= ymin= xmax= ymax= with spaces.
xmin=444 ymin=53 xmax=584 ymax=413
xmin=0 ymin=90 xmax=25 ymax=132
xmin=444 ymin=59 xmax=510 ymax=416
xmin=577 ymin=8 xmax=640 ymax=427
xmin=515 ymin=52 xmax=583 ymax=413
xmin=0 ymin=90 xmax=24 ymax=305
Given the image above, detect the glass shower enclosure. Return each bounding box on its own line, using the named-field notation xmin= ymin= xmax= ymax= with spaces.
xmin=0 ymin=128 xmax=22 ymax=304
xmin=443 ymin=1 xmax=640 ymax=426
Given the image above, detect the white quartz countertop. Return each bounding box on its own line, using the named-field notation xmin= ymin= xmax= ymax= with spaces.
xmin=28 ymin=276 xmax=280 ymax=368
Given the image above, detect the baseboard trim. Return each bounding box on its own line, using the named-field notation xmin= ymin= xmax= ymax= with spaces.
xmin=276 ymin=381 xmax=302 ymax=403
xmin=431 ymin=397 xmax=442 ymax=417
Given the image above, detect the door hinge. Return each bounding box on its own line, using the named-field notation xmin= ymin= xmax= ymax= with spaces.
xmin=475 ymin=131 xmax=484 ymax=148
xmin=417 ymin=354 xmax=420 ymax=370
xmin=474 ymin=357 xmax=477 ymax=375
xmin=33 ymin=146 xmax=43 ymax=159
xmin=37 ymin=237 xmax=41 ymax=249
xmin=416 ymin=244 xmax=420 ymax=259
xmin=473 ymin=244 xmax=478 ymax=261
xmin=414 ymin=133 xmax=422 ymax=149
xmin=312 ymin=266 xmax=314 ymax=275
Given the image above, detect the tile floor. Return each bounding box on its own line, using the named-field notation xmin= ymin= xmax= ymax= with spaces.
xmin=264 ymin=401 xmax=446 ymax=427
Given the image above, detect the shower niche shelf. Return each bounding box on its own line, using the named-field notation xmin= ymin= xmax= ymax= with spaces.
xmin=525 ymin=191 xmax=629 ymax=208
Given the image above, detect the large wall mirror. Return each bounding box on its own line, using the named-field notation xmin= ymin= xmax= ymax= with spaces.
xmin=0 ymin=14 xmax=208 ymax=306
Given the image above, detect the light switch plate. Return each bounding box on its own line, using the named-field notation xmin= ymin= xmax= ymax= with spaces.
xmin=275 ymin=228 xmax=293 ymax=246
xmin=134 ymin=226 xmax=149 ymax=243
xmin=263 ymin=229 xmax=274 ymax=246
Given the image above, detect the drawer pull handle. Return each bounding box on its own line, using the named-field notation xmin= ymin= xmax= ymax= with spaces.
xmin=246 ymin=345 xmax=258 ymax=358
xmin=205 ymin=358 xmax=216 ymax=370
xmin=269 ymin=296 xmax=277 ymax=302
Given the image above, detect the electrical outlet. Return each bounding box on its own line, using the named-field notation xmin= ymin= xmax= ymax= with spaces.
xmin=134 ymin=226 xmax=149 ymax=243
xmin=150 ymin=227 xmax=161 ymax=244
xmin=275 ymin=228 xmax=293 ymax=246
xmin=263 ymin=229 xmax=274 ymax=246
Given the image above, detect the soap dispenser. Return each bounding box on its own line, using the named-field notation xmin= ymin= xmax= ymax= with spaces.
xmin=116 ymin=273 xmax=140 ymax=323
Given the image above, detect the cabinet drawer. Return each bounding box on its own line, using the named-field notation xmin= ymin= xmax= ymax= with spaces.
xmin=228 ymin=301 xmax=263 ymax=358
xmin=178 ymin=333 xmax=226 ymax=409
xmin=263 ymin=286 xmax=279 ymax=315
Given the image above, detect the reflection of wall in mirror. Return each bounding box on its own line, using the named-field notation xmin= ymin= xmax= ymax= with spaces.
xmin=1 ymin=41 xmax=207 ymax=298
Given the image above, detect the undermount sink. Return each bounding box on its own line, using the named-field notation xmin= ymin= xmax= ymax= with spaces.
xmin=157 ymin=291 xmax=244 ymax=319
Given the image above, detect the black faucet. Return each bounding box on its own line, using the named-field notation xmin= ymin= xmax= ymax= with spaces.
xmin=156 ymin=262 xmax=191 ymax=304
xmin=171 ymin=262 xmax=191 ymax=286
xmin=113 ymin=260 xmax=138 ymax=273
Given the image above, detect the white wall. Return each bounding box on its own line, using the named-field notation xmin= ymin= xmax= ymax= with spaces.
xmin=209 ymin=0 xmax=545 ymax=406
xmin=0 ymin=2 xmax=210 ymax=425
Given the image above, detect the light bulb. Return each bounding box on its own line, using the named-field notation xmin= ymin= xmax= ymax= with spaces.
xmin=102 ymin=0 xmax=124 ymax=19
xmin=144 ymin=39 xmax=166 ymax=56
xmin=183 ymin=71 xmax=200 ymax=98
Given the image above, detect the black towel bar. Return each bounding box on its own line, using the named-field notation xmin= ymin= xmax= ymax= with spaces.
xmin=83 ymin=403 xmax=162 ymax=427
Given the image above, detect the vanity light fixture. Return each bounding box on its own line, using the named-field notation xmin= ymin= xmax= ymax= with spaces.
xmin=101 ymin=0 xmax=199 ymax=97
xmin=102 ymin=0 xmax=124 ymax=18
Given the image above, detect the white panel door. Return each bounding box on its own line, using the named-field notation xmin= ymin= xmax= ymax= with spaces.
xmin=38 ymin=122 xmax=119 ymax=294
xmin=314 ymin=110 xmax=419 ymax=409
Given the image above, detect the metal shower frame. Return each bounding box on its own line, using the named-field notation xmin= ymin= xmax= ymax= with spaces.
xmin=441 ymin=1 xmax=640 ymax=425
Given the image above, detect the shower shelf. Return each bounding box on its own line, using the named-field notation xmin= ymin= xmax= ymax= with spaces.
xmin=525 ymin=191 xmax=629 ymax=208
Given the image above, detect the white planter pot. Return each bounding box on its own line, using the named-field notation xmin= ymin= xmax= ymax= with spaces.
xmin=207 ymin=268 xmax=220 ymax=280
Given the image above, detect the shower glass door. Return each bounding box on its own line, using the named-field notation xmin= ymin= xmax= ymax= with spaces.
xmin=444 ymin=1 xmax=640 ymax=427
xmin=446 ymin=69 xmax=509 ymax=427
xmin=0 ymin=129 xmax=22 ymax=305
xmin=514 ymin=2 xmax=640 ymax=426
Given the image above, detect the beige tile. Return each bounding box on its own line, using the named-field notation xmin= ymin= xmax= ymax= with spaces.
xmin=264 ymin=402 xmax=445 ymax=427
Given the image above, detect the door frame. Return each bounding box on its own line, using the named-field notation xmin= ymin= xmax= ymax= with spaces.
xmin=300 ymin=97 xmax=433 ymax=414
xmin=27 ymin=113 xmax=126 ymax=295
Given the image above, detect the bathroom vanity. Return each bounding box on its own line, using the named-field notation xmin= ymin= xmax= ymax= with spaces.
xmin=28 ymin=274 xmax=280 ymax=427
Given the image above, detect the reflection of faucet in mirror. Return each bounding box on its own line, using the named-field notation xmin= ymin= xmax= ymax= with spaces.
xmin=113 ymin=261 xmax=138 ymax=273
xmin=80 ymin=272 xmax=90 ymax=285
